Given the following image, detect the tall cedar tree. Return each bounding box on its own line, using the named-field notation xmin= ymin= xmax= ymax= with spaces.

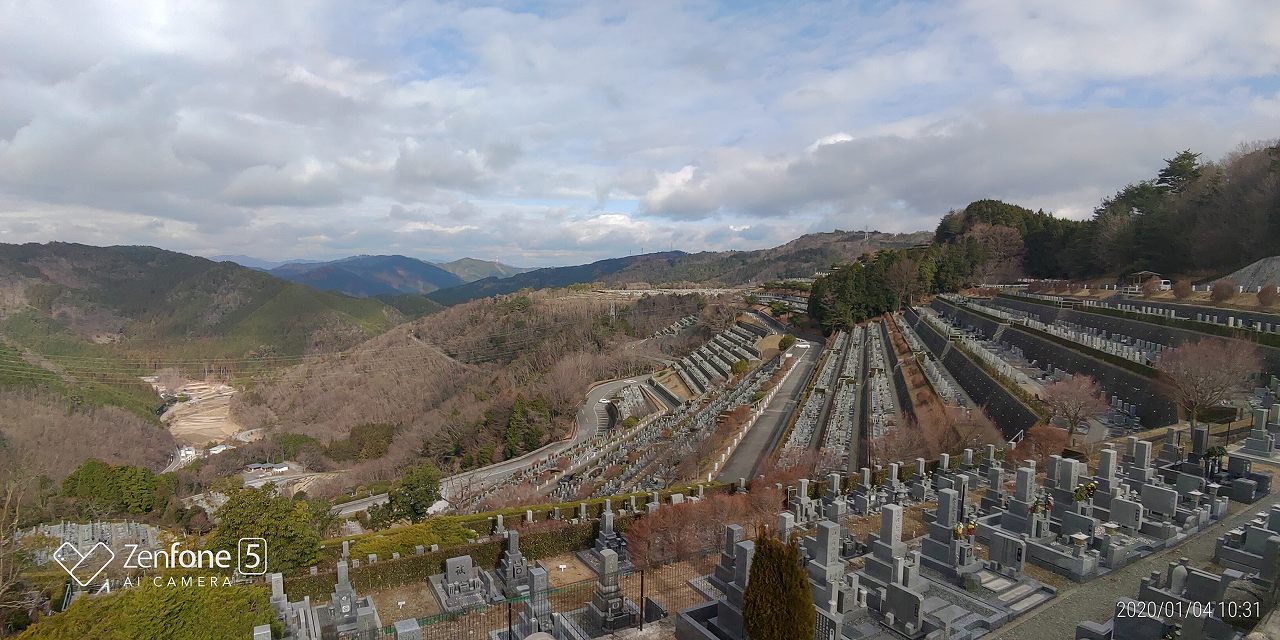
xmin=743 ymin=532 xmax=815 ymax=640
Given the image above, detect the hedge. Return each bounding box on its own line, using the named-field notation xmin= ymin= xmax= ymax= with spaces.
xmin=320 ymin=482 xmax=724 ymax=564
xmin=286 ymin=517 xmax=632 ymax=600
xmin=1082 ymin=305 xmax=1280 ymax=350
xmin=961 ymin=300 xmax=1157 ymax=379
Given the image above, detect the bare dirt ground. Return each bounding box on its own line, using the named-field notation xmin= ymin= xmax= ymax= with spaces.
xmin=160 ymin=380 xmax=242 ymax=446
xmin=368 ymin=581 xmax=442 ymax=622
xmin=755 ymin=334 xmax=782 ymax=362
xmin=537 ymin=553 xmax=596 ymax=586
xmin=653 ymin=368 xmax=692 ymax=401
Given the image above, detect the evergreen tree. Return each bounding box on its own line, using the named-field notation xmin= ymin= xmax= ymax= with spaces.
xmin=743 ymin=532 xmax=815 ymax=640
xmin=387 ymin=462 xmax=442 ymax=523
xmin=208 ymin=486 xmax=320 ymax=572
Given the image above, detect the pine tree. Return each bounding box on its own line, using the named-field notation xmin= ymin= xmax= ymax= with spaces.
xmin=744 ymin=531 xmax=815 ymax=640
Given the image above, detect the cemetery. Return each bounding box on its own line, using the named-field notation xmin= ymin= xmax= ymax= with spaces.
xmin=925 ymin=297 xmax=1179 ymax=432
xmin=997 ymin=291 xmax=1280 ymax=377
xmin=904 ymin=305 xmax=1040 ymax=440
xmin=667 ymin=321 xmax=769 ymax=398
xmin=241 ymin=426 xmax=1280 ymax=640
xmin=1074 ymin=558 xmax=1256 ymax=640
xmin=864 ymin=321 xmax=900 ymax=442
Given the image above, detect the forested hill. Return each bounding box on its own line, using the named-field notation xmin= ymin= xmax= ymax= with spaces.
xmin=0 ymin=243 xmax=401 ymax=416
xmin=429 ymin=230 xmax=930 ymax=305
xmin=808 ymin=141 xmax=1280 ymax=332
xmin=0 ymin=243 xmax=399 ymax=355
xmin=934 ymin=143 xmax=1280 ymax=280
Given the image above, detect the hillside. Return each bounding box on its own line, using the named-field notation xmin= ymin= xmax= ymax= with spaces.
xmin=269 ymin=255 xmax=465 ymax=296
xmin=435 ymin=257 xmax=532 ymax=282
xmin=0 ymin=243 xmax=402 ymax=416
xmin=427 ymin=252 xmax=687 ymax=304
xmin=231 ymin=290 xmax=709 ymax=489
xmin=613 ymin=230 xmax=931 ymax=285
xmin=930 ymin=143 xmax=1280 ymax=282
xmin=428 ymin=231 xmax=930 ymax=305
xmin=1222 ymin=256 xmax=1280 ymax=289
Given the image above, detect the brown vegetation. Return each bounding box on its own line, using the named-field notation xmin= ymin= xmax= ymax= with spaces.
xmin=1173 ymin=279 xmax=1193 ymax=299
xmin=1016 ymin=424 xmax=1068 ymax=467
xmin=1141 ymin=276 xmax=1161 ymax=297
xmin=882 ymin=315 xmax=1001 ymax=459
xmin=1042 ymin=374 xmax=1108 ymax=432
xmin=1157 ymin=337 xmax=1262 ymax=427
xmin=1211 ymin=279 xmax=1236 ymax=303
xmin=232 ymin=291 xmax=704 ymax=492
xmin=1259 ymin=284 xmax=1277 ymax=307
xmin=625 ymin=486 xmax=783 ymax=569
xmin=0 ymin=390 xmax=175 ymax=481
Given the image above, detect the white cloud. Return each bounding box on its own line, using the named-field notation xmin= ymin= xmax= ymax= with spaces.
xmin=0 ymin=1 xmax=1277 ymax=265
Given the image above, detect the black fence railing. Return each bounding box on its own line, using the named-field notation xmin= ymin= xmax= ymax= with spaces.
xmin=344 ymin=555 xmax=720 ymax=639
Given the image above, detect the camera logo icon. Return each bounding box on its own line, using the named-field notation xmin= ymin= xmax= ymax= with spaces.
xmin=238 ymin=538 xmax=267 ymax=575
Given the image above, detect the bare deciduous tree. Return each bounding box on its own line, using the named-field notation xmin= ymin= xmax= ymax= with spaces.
xmin=0 ymin=448 xmax=40 ymax=630
xmin=1016 ymin=424 xmax=1069 ymax=466
xmin=1157 ymin=338 xmax=1262 ymax=429
xmin=1042 ymin=374 xmax=1108 ymax=435
xmin=885 ymin=256 xmax=917 ymax=310
xmin=1141 ymin=276 xmax=1161 ymax=297
xmin=1173 ymin=279 xmax=1193 ymax=299
xmin=965 ymin=223 xmax=1024 ymax=285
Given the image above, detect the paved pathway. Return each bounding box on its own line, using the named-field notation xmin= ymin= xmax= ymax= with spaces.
xmin=994 ymin=491 xmax=1280 ymax=639
xmin=717 ymin=341 xmax=820 ymax=482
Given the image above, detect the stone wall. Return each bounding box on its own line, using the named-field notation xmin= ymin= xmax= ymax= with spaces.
xmin=912 ymin=310 xmax=1040 ymax=439
xmin=999 ymin=326 xmax=1178 ymax=427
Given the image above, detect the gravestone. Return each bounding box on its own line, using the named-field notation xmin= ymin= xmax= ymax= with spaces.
xmin=586 ymin=549 xmax=638 ymax=631
xmin=496 ymin=530 xmax=529 ymax=597
xmin=518 ymin=566 xmax=552 ymax=636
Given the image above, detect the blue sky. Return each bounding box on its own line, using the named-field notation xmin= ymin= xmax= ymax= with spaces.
xmin=0 ymin=1 xmax=1278 ymax=267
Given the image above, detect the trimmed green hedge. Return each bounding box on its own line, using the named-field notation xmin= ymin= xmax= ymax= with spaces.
xmin=287 ymin=517 xmax=632 ymax=600
xmin=322 ymin=482 xmax=723 ymax=564
xmin=1082 ymin=304 xmax=1280 ymax=350
xmin=17 ymin=580 xmax=274 ymax=640
xmin=994 ymin=292 xmax=1063 ymax=308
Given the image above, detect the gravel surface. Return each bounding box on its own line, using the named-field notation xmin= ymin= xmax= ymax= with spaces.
xmin=1225 ymin=256 xmax=1280 ymax=289
xmin=993 ymin=492 xmax=1279 ymax=639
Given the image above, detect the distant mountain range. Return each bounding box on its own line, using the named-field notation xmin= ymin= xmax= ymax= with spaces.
xmin=215 ymin=254 xmax=531 ymax=298
xmin=427 ymin=230 xmax=932 ymax=305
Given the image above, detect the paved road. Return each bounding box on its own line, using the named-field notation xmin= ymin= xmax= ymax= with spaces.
xmin=435 ymin=376 xmax=655 ymax=501
xmin=717 ymin=340 xmax=821 ymax=482
xmin=994 ymin=491 xmax=1280 ymax=639
xmin=331 ymin=377 xmax=660 ymax=514
xmin=332 ymin=493 xmax=390 ymax=516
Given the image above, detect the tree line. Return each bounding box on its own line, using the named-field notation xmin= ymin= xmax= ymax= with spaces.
xmin=935 ymin=142 xmax=1280 ymax=279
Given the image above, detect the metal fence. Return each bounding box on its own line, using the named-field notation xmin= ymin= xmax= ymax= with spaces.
xmin=348 ymin=554 xmax=719 ymax=639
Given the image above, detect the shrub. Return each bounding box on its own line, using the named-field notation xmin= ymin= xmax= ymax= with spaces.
xmin=16 ymin=580 xmax=274 ymax=639
xmin=1172 ymin=279 xmax=1193 ymax=299
xmin=1259 ymin=284 xmax=1277 ymax=307
xmin=1211 ymin=279 xmax=1236 ymax=303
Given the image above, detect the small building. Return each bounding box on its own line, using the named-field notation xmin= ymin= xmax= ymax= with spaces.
xmin=1123 ymin=270 xmax=1161 ymax=291
xmin=246 ymin=462 xmax=289 ymax=474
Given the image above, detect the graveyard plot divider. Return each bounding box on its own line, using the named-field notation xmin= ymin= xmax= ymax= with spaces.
xmin=344 ymin=554 xmax=721 ymax=639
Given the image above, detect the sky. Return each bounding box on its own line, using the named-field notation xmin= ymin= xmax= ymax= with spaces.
xmin=1 ymin=1 xmax=1278 ymax=267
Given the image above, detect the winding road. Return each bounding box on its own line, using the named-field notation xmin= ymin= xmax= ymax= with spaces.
xmin=333 ymin=375 xmax=667 ymax=515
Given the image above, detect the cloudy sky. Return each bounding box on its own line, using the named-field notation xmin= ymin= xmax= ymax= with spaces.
xmin=1 ymin=1 xmax=1278 ymax=267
